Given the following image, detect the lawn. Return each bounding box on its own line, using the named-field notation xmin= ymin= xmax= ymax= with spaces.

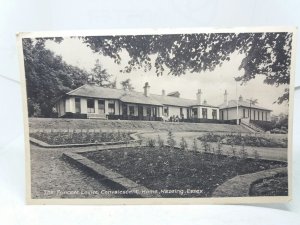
xmin=81 ymin=146 xmax=287 ymax=197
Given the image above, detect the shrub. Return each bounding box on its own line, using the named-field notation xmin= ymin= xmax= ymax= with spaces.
xmin=179 ymin=137 xmax=188 ymax=151
xmin=230 ymin=143 xmax=236 ymax=157
xmin=253 ymin=149 xmax=260 ymax=159
xmin=146 ymin=138 xmax=156 ymax=148
xmin=167 ymin=131 xmax=176 ymax=149
xmin=157 ymin=135 xmax=164 ymax=148
xmin=239 ymin=142 xmax=248 ymax=159
xmin=216 ymin=141 xmax=223 ymax=156
xmin=136 ymin=134 xmax=143 ymax=146
xmin=201 ymin=139 xmax=210 ymax=153
xmin=192 ymin=138 xmax=198 ymax=152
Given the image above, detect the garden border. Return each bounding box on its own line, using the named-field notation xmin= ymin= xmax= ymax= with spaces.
xmin=212 ymin=167 xmax=287 ymax=197
xmin=62 ymin=151 xmax=161 ymax=198
xmin=29 ymin=133 xmax=140 ymax=148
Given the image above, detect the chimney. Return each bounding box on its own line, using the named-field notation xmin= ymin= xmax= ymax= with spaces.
xmin=143 ymin=82 xmax=150 ymax=97
xmin=239 ymin=95 xmax=243 ymax=102
xmin=196 ymin=89 xmax=202 ymax=104
xmin=203 ymin=99 xmax=207 ymax=105
xmin=224 ymin=90 xmax=228 ymax=105
xmin=162 ymin=89 xmax=166 ymax=96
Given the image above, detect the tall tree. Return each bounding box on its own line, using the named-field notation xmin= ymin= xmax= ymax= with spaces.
xmin=120 ymin=78 xmax=134 ymax=91
xmin=91 ymin=59 xmax=112 ymax=87
xmin=80 ymin=32 xmax=293 ymax=104
xmin=22 ymin=38 xmax=90 ymax=117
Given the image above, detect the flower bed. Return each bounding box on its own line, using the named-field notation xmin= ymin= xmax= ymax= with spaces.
xmin=30 ymin=130 xmax=133 ymax=145
xmin=81 ymin=146 xmax=287 ymax=197
xmin=249 ymin=173 xmax=288 ymax=196
xmin=198 ymin=133 xmax=287 ymax=148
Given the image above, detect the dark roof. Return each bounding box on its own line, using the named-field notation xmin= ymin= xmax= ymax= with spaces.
xmin=219 ymin=100 xmax=272 ymax=111
xmin=66 ymin=84 xmax=218 ymax=108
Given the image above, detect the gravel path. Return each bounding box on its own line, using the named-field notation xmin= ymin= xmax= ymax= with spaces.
xmin=30 ymin=144 xmax=119 ymax=199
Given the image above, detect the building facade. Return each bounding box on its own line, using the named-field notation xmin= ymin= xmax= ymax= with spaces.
xmin=56 ymin=82 xmax=220 ymax=121
xmin=219 ymin=90 xmax=272 ymax=122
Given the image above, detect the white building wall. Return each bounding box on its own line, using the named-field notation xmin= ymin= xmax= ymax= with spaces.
xmin=57 ymin=99 xmax=65 ymax=117
xmin=220 ymin=107 xmax=271 ymax=121
xmin=66 ymin=97 xmax=76 ymax=114
xmin=80 ymin=98 xmax=87 ymax=114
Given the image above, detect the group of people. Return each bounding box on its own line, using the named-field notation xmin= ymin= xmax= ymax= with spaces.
xmin=168 ymin=114 xmax=184 ymax=122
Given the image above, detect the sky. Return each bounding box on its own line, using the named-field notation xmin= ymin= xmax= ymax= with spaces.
xmin=45 ymin=37 xmax=289 ymax=115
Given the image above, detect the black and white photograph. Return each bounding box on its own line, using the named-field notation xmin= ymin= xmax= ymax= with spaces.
xmin=18 ymin=28 xmax=296 ymax=204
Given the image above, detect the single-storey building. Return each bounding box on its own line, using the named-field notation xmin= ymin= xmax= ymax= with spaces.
xmin=55 ymin=82 xmax=220 ymax=121
xmin=219 ymin=90 xmax=272 ymax=122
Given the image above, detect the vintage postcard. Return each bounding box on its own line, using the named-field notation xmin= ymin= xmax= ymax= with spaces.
xmin=17 ymin=27 xmax=296 ymax=204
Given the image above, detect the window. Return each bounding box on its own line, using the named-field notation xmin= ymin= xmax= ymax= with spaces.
xmin=108 ymin=101 xmax=115 ymax=115
xmin=212 ymin=109 xmax=217 ymax=120
xmin=122 ymin=104 xmax=128 ymax=115
xmin=146 ymin=107 xmax=151 ymax=117
xmin=258 ymin=111 xmax=260 ymax=120
xmin=192 ymin=108 xmax=198 ymax=118
xmin=202 ymin=108 xmax=207 ymax=119
xmin=75 ymin=98 xmax=81 ymax=113
xmin=243 ymin=109 xmax=245 ymax=118
xmin=129 ymin=106 xmax=135 ymax=116
xmin=221 ymin=111 xmax=224 ymax=120
xmin=180 ymin=108 xmax=183 ymax=116
xmin=87 ymin=99 xmax=95 ymax=113
xmin=152 ymin=107 xmax=157 ymax=117
xmin=98 ymin=99 xmax=105 ymax=114
xmin=163 ymin=107 xmax=169 ymax=116
xmin=262 ymin=112 xmax=264 ymax=121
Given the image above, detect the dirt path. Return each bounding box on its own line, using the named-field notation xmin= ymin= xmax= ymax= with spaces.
xmin=30 ymin=144 xmax=120 ymax=199
xmin=141 ymin=131 xmax=287 ymax=162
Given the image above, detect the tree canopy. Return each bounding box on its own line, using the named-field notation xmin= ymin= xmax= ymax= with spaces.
xmin=120 ymin=78 xmax=134 ymax=91
xmin=22 ymin=38 xmax=91 ymax=117
xmin=80 ymin=32 xmax=292 ymax=103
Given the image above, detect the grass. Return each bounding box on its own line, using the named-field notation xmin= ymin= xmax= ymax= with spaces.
xmin=198 ymin=133 xmax=287 ymax=148
xmin=81 ymin=146 xmax=287 ymax=197
xmin=30 ymin=130 xmax=132 ymax=145
xmin=29 ymin=117 xmax=251 ymax=133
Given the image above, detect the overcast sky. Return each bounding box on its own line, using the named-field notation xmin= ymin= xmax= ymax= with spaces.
xmin=45 ymin=37 xmax=289 ymax=115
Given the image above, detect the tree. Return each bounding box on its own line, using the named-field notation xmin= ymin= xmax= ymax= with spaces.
xmin=22 ymin=38 xmax=91 ymax=117
xmin=80 ymin=32 xmax=292 ymax=103
xmin=120 ymin=78 xmax=134 ymax=91
xmin=91 ymin=59 xmax=112 ymax=87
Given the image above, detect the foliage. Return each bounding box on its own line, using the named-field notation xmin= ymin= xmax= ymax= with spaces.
xmin=157 ymin=135 xmax=164 ymax=148
xmin=166 ymin=131 xmax=176 ymax=149
xmin=136 ymin=134 xmax=143 ymax=146
xmin=239 ymin=143 xmax=248 ymax=159
xmin=80 ymin=32 xmax=292 ymax=103
xmin=179 ymin=137 xmax=188 ymax=151
xmin=201 ymin=139 xmax=210 ymax=153
xmin=253 ymin=149 xmax=261 ymax=160
xmin=30 ymin=130 xmax=132 ymax=145
xmin=22 ymin=38 xmax=91 ymax=117
xmin=146 ymin=138 xmax=156 ymax=148
xmin=216 ymin=141 xmax=223 ymax=156
xmin=198 ymin=133 xmax=287 ymax=148
xmin=91 ymin=59 xmax=113 ymax=87
xmin=192 ymin=138 xmax=198 ymax=152
xmin=120 ymin=78 xmax=135 ymax=91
